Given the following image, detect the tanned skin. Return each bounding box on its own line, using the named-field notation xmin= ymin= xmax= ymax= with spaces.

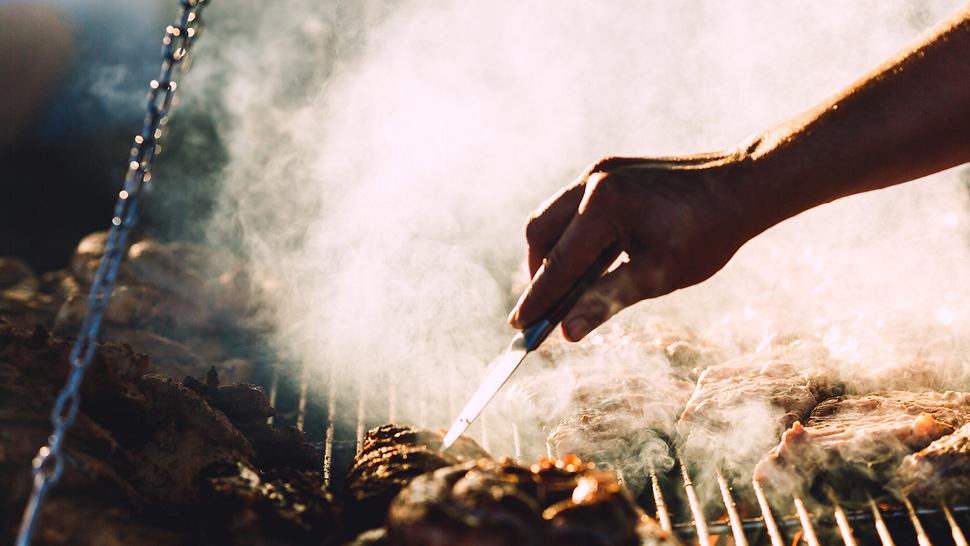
xmin=509 ymin=4 xmax=970 ymax=342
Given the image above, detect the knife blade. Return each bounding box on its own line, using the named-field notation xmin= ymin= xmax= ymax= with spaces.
xmin=442 ymin=242 xmax=621 ymax=449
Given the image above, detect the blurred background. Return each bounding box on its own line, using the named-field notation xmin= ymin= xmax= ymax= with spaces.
xmin=0 ymin=0 xmax=223 ymax=271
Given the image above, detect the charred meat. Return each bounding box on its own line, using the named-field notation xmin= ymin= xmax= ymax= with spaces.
xmin=387 ymin=457 xmax=679 ymax=546
xmin=198 ymin=461 xmax=337 ymax=546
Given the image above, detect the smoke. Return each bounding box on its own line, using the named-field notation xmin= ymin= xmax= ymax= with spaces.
xmin=183 ymin=0 xmax=970 ymax=486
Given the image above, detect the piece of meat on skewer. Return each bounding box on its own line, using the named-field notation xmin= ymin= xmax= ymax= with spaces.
xmin=386 ymin=457 xmax=679 ymax=546
xmin=754 ymin=391 xmax=970 ymax=496
xmin=895 ymin=421 xmax=970 ymax=502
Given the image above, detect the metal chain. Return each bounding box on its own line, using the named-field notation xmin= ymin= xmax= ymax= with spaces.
xmin=15 ymin=1 xmax=211 ymax=544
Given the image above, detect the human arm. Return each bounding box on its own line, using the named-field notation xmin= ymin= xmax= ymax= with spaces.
xmin=508 ymin=4 xmax=970 ymax=341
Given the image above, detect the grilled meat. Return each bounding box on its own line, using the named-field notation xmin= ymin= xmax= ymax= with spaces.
xmin=513 ymin=324 xmax=703 ymax=491
xmin=387 ymin=457 xmax=678 ymax=546
xmin=754 ymin=391 xmax=970 ymax=492
xmin=0 ymin=319 xmax=329 ymax=544
xmin=548 ymin=376 xmax=694 ymax=491
xmin=198 ymin=461 xmax=337 ymax=546
xmin=895 ymin=422 xmax=970 ymax=501
xmin=343 ymin=424 xmax=490 ymax=534
xmin=678 ymin=342 xmax=835 ymax=469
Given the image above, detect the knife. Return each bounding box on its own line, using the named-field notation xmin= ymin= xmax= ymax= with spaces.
xmin=442 ymin=243 xmax=621 ymax=448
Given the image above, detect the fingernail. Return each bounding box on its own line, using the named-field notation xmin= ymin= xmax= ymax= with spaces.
xmin=564 ymin=317 xmax=591 ymax=341
xmin=507 ymin=308 xmax=519 ymax=327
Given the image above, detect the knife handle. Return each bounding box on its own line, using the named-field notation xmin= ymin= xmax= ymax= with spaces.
xmin=521 ymin=242 xmax=622 ymax=351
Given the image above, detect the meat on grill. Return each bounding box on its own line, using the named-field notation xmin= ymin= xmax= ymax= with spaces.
xmin=386 ymin=457 xmax=679 ymax=546
xmin=548 ymin=375 xmax=694 ymax=491
xmin=511 ymin=323 xmax=704 ymax=492
xmin=895 ymin=422 xmax=970 ymax=501
xmin=677 ymin=341 xmax=835 ymax=468
xmin=754 ymin=391 xmax=970 ymax=491
xmin=343 ymin=424 xmax=490 ymax=535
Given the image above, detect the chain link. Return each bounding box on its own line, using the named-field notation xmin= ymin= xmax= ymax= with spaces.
xmin=15 ymin=1 xmax=211 ymax=544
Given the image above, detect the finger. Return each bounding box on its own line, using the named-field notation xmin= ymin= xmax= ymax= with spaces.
xmin=510 ymin=183 xmax=618 ymax=328
xmin=560 ymin=258 xmax=672 ymax=341
xmin=525 ymin=183 xmax=585 ymax=276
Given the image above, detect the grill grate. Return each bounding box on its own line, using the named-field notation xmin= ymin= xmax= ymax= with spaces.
xmin=268 ymin=370 xmax=970 ymax=545
xmin=650 ymin=463 xmax=970 ymax=546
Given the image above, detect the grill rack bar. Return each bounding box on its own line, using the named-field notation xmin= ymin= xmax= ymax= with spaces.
xmin=944 ymin=503 xmax=969 ymax=546
xmin=322 ymin=365 xmax=337 ymax=485
xmin=793 ymin=495 xmax=822 ymax=546
xmin=834 ymin=499 xmax=860 ymax=546
xmin=904 ymin=496 xmax=935 ymax=546
xmin=752 ymin=480 xmax=785 ymax=546
xmin=679 ymin=460 xmax=711 ymax=545
xmin=716 ymin=469 xmax=749 ymax=546
xmin=650 ymin=470 xmax=673 ymax=533
xmin=867 ymin=494 xmax=896 ymax=546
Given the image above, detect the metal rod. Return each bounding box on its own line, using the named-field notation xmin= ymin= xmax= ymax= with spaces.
xmin=651 ymin=470 xmax=672 ymax=533
xmin=511 ymin=422 xmax=522 ymax=462
xmin=867 ymin=495 xmax=897 ymax=546
xmin=679 ymin=460 xmax=710 ymax=545
xmin=751 ymin=480 xmax=784 ymax=546
xmin=903 ymin=497 xmax=935 ymax=546
xmin=322 ymin=365 xmax=337 ymax=485
xmin=296 ymin=362 xmax=309 ymax=431
xmin=716 ymin=470 xmax=749 ymax=546
xmin=833 ymin=501 xmax=859 ymax=546
xmin=355 ymin=370 xmax=366 ymax=455
xmin=266 ymin=369 xmax=279 ymax=425
xmin=793 ymin=496 xmax=821 ymax=546
xmin=943 ymin=502 xmax=968 ymax=546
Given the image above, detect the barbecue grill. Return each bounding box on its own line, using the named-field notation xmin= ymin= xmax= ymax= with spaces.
xmin=264 ymin=363 xmax=970 ymax=546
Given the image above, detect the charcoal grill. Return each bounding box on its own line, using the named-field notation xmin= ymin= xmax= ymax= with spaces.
xmin=263 ymin=364 xmax=970 ymax=546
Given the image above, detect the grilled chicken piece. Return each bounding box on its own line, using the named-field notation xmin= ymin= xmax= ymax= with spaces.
xmin=895 ymin=422 xmax=970 ymax=501
xmin=387 ymin=457 xmax=678 ymax=546
xmin=343 ymin=424 xmax=490 ymax=534
xmin=754 ymin=391 xmax=970 ymax=492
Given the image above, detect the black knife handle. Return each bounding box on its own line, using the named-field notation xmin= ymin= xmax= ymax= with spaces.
xmin=521 ymin=242 xmax=622 ymax=351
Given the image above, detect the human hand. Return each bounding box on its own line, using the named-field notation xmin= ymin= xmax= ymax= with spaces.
xmin=508 ymin=152 xmax=763 ymax=341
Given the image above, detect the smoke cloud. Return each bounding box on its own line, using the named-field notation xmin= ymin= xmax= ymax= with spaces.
xmin=181 ymin=0 xmax=970 ymax=480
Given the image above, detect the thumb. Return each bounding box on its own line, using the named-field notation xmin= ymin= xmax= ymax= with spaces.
xmin=560 ymin=258 xmax=671 ymax=341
